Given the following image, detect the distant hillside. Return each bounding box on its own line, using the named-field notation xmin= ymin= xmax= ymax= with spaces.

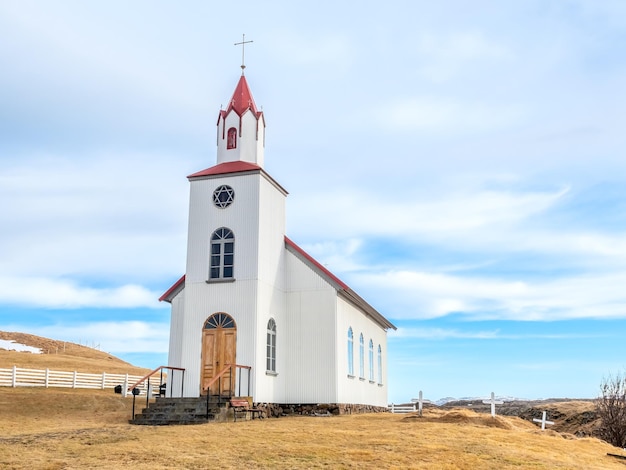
xmin=0 ymin=331 xmax=150 ymax=375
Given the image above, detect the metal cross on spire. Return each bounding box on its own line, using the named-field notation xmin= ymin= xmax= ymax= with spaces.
xmin=234 ymin=34 xmax=253 ymax=74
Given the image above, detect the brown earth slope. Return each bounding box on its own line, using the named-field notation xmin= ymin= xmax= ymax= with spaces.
xmin=0 ymin=331 xmax=150 ymax=375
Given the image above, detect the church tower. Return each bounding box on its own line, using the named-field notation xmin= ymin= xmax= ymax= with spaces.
xmin=165 ymin=71 xmax=288 ymax=399
xmin=216 ymin=74 xmax=265 ymax=166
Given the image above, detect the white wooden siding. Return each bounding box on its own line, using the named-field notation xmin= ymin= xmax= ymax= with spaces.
xmin=283 ymin=249 xmax=338 ymax=403
xmin=336 ymin=296 xmax=388 ymax=407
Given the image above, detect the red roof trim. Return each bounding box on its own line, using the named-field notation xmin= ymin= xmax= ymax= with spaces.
xmin=284 ymin=237 xmax=348 ymax=290
xmin=159 ymin=275 xmax=185 ymax=302
xmin=187 ymin=161 xmax=261 ymax=179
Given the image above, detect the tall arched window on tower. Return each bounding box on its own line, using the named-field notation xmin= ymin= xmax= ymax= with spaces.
xmin=210 ymin=228 xmax=234 ymax=279
xmin=266 ymin=318 xmax=276 ymax=373
xmin=359 ymin=333 xmax=365 ymax=379
xmin=377 ymin=344 xmax=383 ymax=384
xmin=347 ymin=327 xmax=354 ymax=376
xmin=227 ymin=127 xmax=237 ymax=149
xmin=368 ymin=339 xmax=374 ymax=382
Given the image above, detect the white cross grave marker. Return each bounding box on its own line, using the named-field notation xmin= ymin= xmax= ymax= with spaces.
xmin=482 ymin=392 xmax=504 ymax=417
xmin=533 ymin=411 xmax=555 ymax=430
xmin=410 ymin=391 xmax=430 ymax=416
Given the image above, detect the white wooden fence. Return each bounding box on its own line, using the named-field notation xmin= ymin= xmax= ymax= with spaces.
xmin=0 ymin=366 xmax=151 ymax=395
xmin=388 ymin=403 xmax=418 ymax=413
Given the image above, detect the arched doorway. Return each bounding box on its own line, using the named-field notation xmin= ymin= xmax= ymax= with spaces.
xmin=201 ymin=313 xmax=237 ymax=395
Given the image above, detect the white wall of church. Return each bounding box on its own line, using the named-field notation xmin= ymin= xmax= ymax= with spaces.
xmin=166 ymin=290 xmax=185 ymax=395
xmin=281 ymin=249 xmax=338 ymax=403
xmin=336 ymin=297 xmax=389 ymax=407
xmin=252 ymin=176 xmax=288 ymax=402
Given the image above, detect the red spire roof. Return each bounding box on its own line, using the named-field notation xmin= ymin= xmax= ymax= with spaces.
xmin=221 ymin=75 xmax=262 ymax=118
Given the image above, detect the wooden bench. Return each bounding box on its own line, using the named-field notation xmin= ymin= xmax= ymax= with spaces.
xmin=230 ymin=398 xmax=263 ymax=422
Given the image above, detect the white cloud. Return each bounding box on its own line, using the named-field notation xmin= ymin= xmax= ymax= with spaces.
xmin=0 ymin=153 xmax=188 ymax=282
xmin=0 ymin=276 xmax=162 ymax=309
xmin=390 ymin=327 xmax=499 ymax=340
xmin=355 ymin=269 xmax=626 ymax=321
xmin=377 ymin=97 xmax=526 ymax=134
xmin=292 ymin=184 xmax=568 ymax=241
xmin=391 ymin=328 xmax=605 ymax=341
xmin=415 ymin=31 xmax=513 ymax=82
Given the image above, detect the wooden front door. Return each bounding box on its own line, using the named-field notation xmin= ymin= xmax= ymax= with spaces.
xmin=201 ymin=313 xmax=237 ymax=395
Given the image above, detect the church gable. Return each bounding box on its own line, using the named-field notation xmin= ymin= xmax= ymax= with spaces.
xmin=284 ymin=237 xmax=395 ymax=331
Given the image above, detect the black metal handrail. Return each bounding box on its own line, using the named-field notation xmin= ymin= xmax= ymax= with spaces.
xmin=128 ymin=365 xmax=185 ymax=400
xmin=204 ymin=364 xmax=251 ymax=420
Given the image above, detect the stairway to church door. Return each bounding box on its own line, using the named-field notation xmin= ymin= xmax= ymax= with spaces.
xmin=201 ymin=313 xmax=237 ymax=395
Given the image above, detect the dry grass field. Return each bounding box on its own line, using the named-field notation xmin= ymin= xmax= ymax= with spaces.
xmin=2 ymin=332 xmax=626 ymax=469
xmin=1 ymin=387 xmax=626 ymax=469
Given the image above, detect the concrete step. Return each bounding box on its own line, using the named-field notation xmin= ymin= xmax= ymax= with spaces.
xmin=130 ymin=396 xmax=232 ymax=425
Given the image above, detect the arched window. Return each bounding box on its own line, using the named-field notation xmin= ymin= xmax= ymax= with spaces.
xmin=227 ymin=127 xmax=237 ymax=149
xmin=204 ymin=312 xmax=236 ymax=330
xmin=266 ymin=318 xmax=276 ymax=373
xmin=377 ymin=345 xmax=382 ymax=384
xmin=368 ymin=339 xmax=374 ymax=381
xmin=210 ymin=228 xmax=234 ymax=279
xmin=347 ymin=327 xmax=354 ymax=376
xmin=359 ymin=333 xmax=364 ymax=379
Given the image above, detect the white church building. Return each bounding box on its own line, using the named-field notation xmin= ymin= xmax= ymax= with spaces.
xmin=159 ymin=72 xmax=396 ymax=410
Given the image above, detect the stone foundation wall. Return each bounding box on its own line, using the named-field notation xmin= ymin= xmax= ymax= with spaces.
xmin=253 ymin=402 xmax=388 ymax=418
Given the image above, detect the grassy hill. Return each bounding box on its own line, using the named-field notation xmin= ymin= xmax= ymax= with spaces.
xmin=0 ymin=331 xmax=150 ymax=375
xmin=1 ymin=332 xmax=625 ymax=468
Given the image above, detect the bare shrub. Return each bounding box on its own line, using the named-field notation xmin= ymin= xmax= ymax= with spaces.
xmin=596 ymin=372 xmax=626 ymax=448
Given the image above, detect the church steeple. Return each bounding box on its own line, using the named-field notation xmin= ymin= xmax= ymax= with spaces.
xmin=216 ymin=75 xmax=265 ymax=167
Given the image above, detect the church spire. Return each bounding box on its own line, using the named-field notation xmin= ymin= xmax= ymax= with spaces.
xmin=216 ymin=73 xmax=265 ymax=167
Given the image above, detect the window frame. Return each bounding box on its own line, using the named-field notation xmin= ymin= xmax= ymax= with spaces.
xmin=377 ymin=344 xmax=383 ymax=385
xmin=347 ymin=327 xmax=354 ymax=377
xmin=266 ymin=318 xmax=277 ymax=374
xmin=227 ymin=127 xmax=237 ymax=149
xmin=359 ymin=333 xmax=365 ymax=379
xmin=368 ymin=339 xmax=374 ymax=382
xmin=209 ymin=228 xmax=234 ymax=280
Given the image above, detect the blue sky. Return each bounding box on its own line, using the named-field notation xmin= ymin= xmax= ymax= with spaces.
xmin=1 ymin=0 xmax=625 ymax=403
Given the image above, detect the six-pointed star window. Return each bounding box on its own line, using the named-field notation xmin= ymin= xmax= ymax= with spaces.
xmin=213 ymin=185 xmax=235 ymax=208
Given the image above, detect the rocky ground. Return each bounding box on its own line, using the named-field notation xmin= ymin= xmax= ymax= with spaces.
xmin=440 ymin=398 xmax=600 ymax=437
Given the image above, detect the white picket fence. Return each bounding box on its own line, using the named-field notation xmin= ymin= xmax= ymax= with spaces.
xmin=388 ymin=403 xmax=418 ymax=413
xmin=0 ymin=366 xmax=150 ymax=395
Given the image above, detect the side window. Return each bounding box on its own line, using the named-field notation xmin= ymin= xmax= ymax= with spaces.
xmin=347 ymin=327 xmax=354 ymax=376
xmin=377 ymin=344 xmax=382 ymax=384
xmin=210 ymin=228 xmax=234 ymax=279
xmin=359 ymin=333 xmax=364 ymax=379
xmin=266 ymin=318 xmax=276 ymax=373
xmin=227 ymin=127 xmax=237 ymax=149
xmin=368 ymin=339 xmax=374 ymax=381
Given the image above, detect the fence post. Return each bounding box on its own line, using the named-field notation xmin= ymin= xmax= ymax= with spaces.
xmin=101 ymin=372 xmax=106 ymax=390
xmin=72 ymin=371 xmax=78 ymax=388
xmin=390 ymin=403 xmax=394 ymax=413
xmin=122 ymin=375 xmax=128 ymax=398
xmin=12 ymin=365 xmax=17 ymax=387
xmin=45 ymin=368 xmax=50 ymax=388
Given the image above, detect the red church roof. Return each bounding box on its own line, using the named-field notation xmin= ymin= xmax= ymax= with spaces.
xmin=187 ymin=161 xmax=261 ymax=179
xmin=221 ymin=75 xmax=262 ymax=119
